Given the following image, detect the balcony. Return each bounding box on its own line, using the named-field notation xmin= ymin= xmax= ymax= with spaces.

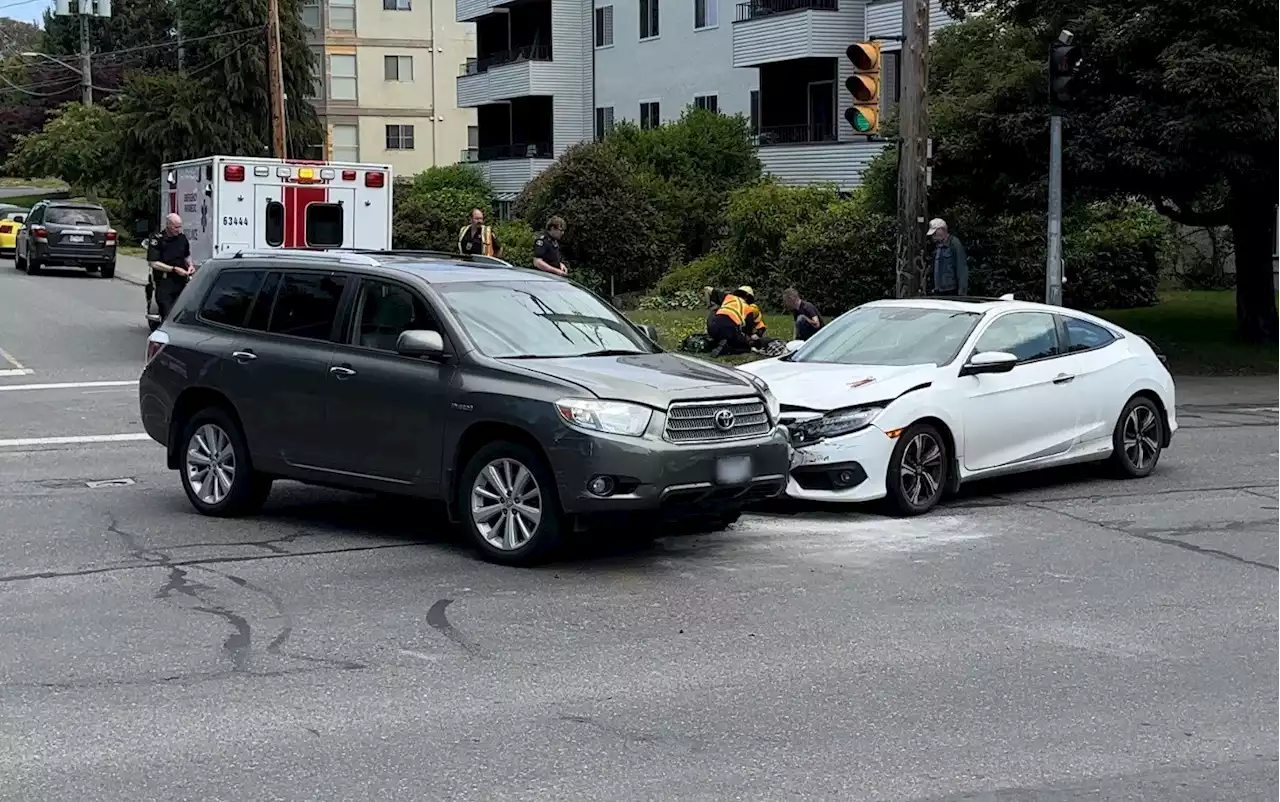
xmin=475 ymin=144 xmax=556 ymax=197
xmin=757 ymin=140 xmax=888 ymax=192
xmin=456 ymin=45 xmax=554 ymax=107
xmin=755 ymin=123 xmax=838 ymax=146
xmin=732 ymin=0 xmax=858 ymax=68
xmin=456 ymin=0 xmax=520 ymax=22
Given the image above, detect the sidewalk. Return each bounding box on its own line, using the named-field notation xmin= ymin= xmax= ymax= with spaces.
xmin=113 ymin=254 xmax=150 ymax=287
xmin=1175 ymin=375 xmax=1277 ymax=408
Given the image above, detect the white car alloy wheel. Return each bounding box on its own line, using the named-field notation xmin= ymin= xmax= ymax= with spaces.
xmin=470 ymin=457 xmax=543 ymax=551
xmin=899 ymin=431 xmax=945 ymax=507
xmin=185 ymin=423 xmax=237 ymax=506
xmin=1122 ymin=404 xmax=1160 ymax=472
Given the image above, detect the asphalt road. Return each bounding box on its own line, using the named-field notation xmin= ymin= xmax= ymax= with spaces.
xmin=1 ymin=261 xmax=1277 ymax=802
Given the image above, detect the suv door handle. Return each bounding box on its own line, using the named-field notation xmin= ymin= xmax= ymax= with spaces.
xmin=231 ymin=350 xmax=257 ymax=362
xmin=1052 ymin=374 xmax=1075 ymax=384
xmin=329 ymin=365 xmax=356 ymax=379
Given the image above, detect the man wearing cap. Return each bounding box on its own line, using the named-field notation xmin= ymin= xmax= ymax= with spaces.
xmin=927 ymin=218 xmax=968 ymax=296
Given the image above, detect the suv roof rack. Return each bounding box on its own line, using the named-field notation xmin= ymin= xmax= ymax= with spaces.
xmin=214 ymin=249 xmax=382 ymax=266
xmin=335 ymin=248 xmax=513 ymax=268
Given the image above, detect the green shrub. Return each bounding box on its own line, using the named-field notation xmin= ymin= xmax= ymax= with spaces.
xmin=722 ymin=180 xmax=840 ymax=291
xmin=493 ymin=218 xmax=534 ymax=267
xmin=1062 ymin=202 xmax=1167 ymax=309
xmin=653 ymin=250 xmax=732 ymax=295
xmin=515 ymin=142 xmax=676 ymax=294
xmin=392 ymin=187 xmax=490 ymax=251
xmin=407 ymin=164 xmax=491 ymax=196
xmin=778 ymin=201 xmax=897 ymax=316
xmin=636 ymin=289 xmax=707 ymax=311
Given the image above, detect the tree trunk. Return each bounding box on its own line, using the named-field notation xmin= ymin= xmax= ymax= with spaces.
xmin=1227 ymin=181 xmax=1278 ymax=344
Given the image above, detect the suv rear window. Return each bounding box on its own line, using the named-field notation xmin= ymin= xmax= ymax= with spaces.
xmin=267 ymin=272 xmax=347 ymax=340
xmin=199 ymin=270 xmax=266 ymax=327
xmin=46 ymin=206 xmax=110 ymax=226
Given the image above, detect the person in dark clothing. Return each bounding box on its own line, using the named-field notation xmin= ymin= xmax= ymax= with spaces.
xmin=927 ymin=218 xmax=968 ymax=296
xmin=458 ymin=207 xmax=502 ymax=258
xmin=532 ymin=216 xmax=568 ymax=276
xmin=147 ymin=213 xmax=193 ymax=322
xmin=707 ymin=286 xmax=758 ymax=357
xmin=781 ymin=287 xmax=822 ymax=341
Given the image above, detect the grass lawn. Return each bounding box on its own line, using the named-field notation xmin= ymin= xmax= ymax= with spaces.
xmin=628 ymin=290 xmax=1277 ymax=377
xmin=0 ymin=178 xmax=67 ymax=190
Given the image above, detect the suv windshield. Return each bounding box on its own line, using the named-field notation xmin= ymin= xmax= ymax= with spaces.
xmin=436 ymin=280 xmax=657 ymax=359
xmin=794 ymin=305 xmax=982 ymax=366
xmin=46 ymin=206 xmax=109 ymax=226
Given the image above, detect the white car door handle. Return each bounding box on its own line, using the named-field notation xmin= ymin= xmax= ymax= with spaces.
xmin=231 ymin=350 xmax=257 ymax=362
xmin=1052 ymin=373 xmax=1075 ymax=385
xmin=329 ymin=365 xmax=356 ymax=379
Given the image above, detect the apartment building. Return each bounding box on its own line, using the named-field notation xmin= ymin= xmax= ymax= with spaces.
xmin=303 ymin=0 xmax=478 ymax=176
xmin=456 ymin=0 xmax=954 ymax=200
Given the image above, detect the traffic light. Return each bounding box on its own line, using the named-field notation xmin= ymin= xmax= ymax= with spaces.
xmin=845 ymin=42 xmax=881 ymax=135
xmin=1049 ymin=38 xmax=1081 ymax=107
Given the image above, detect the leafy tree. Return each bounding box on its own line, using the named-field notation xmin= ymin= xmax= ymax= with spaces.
xmin=934 ymin=2 xmax=1277 ymax=341
xmin=720 ymin=179 xmax=840 ymax=295
xmin=0 ymin=19 xmax=42 ymax=57
xmin=515 ymin=142 xmax=676 ymax=294
xmin=3 ymin=102 xmax=115 ymax=193
xmin=41 ymin=0 xmax=177 ymax=73
xmin=392 ymin=188 xmax=490 ymax=251
xmin=779 ymin=202 xmax=897 ymax=316
xmin=408 ymin=163 xmax=491 ymax=196
xmin=604 ymin=108 xmax=761 ymax=260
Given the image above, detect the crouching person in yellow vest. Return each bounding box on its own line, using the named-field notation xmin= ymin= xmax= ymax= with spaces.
xmin=458 ymin=208 xmax=503 ymax=258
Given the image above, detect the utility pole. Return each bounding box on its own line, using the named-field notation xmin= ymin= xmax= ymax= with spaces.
xmin=894 ymin=0 xmax=930 ymax=297
xmin=1046 ymin=31 xmax=1080 ymax=306
xmin=176 ymin=10 xmax=184 ymax=73
xmin=78 ymin=10 xmax=92 ymax=106
xmin=266 ymin=0 xmax=288 ymax=157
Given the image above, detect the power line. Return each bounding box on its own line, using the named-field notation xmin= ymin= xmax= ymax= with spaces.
xmin=187 ymin=37 xmax=258 ymax=77
xmin=37 ymin=25 xmax=264 ymax=65
xmin=0 ymin=73 xmax=79 ymax=96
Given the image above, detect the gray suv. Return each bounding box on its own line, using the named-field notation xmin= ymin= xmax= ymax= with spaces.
xmin=139 ymin=250 xmax=791 ymax=565
xmin=15 ymin=200 xmax=117 ymax=277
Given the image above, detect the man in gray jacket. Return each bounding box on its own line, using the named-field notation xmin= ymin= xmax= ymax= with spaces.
xmin=927 ymin=218 xmax=968 ymax=296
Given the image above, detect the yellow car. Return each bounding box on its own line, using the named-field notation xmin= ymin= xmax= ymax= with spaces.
xmin=0 ymin=211 xmax=27 ymax=257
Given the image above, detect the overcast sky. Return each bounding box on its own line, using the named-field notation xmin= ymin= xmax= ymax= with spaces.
xmin=0 ymin=0 xmax=52 ymax=23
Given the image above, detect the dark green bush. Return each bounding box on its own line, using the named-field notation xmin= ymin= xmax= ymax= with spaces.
xmin=391 ymin=187 xmax=490 ymax=251
xmin=493 ymin=219 xmax=534 ymax=268
xmin=778 ymin=201 xmax=897 ymax=316
xmin=722 ymin=180 xmax=840 ymax=291
xmin=653 ymin=250 xmax=732 ymax=295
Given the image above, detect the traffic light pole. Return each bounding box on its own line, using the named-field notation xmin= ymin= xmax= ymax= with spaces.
xmin=1045 ymin=114 xmax=1064 ymax=306
xmin=895 ymin=0 xmax=930 ymax=298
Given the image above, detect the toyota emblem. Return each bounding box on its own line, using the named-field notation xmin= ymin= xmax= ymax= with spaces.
xmin=713 ymin=409 xmax=736 ymax=431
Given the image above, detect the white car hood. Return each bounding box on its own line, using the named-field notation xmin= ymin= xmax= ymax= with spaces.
xmin=742 ymin=359 xmax=938 ymax=412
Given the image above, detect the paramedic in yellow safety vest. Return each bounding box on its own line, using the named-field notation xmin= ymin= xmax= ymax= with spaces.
xmin=459 ymin=208 xmax=502 ymax=258
xmin=707 ymin=285 xmax=761 ymax=355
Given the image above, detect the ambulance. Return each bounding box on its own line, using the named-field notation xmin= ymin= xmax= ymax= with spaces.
xmin=145 ymin=155 xmax=394 ymax=327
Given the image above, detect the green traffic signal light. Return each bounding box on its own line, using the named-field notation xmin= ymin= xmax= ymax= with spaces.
xmin=845 ymin=106 xmax=878 ymax=133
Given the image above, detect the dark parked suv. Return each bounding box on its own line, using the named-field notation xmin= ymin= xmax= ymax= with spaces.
xmin=15 ymin=200 xmax=117 ymax=277
xmin=140 ymin=249 xmax=791 ymax=565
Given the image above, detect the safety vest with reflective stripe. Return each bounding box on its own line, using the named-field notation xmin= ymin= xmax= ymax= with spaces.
xmin=715 ymin=294 xmax=749 ymax=326
xmin=459 ymin=225 xmax=495 ymax=256
xmin=744 ymin=302 xmax=766 ymax=332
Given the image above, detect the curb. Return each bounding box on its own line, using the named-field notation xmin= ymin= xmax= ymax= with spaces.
xmin=114 ymin=273 xmax=148 ymax=288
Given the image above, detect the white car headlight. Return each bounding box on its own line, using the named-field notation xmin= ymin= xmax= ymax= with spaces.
xmin=744 ymin=373 xmax=781 ymax=424
xmin=555 ymin=398 xmax=653 ymax=437
xmin=790 ymin=404 xmax=884 ymax=445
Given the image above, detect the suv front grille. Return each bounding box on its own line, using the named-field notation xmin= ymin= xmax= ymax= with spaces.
xmin=665 ymin=398 xmax=770 ymax=443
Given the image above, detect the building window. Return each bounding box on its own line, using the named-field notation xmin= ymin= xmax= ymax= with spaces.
xmin=328 ymin=0 xmax=354 ymax=30
xmin=384 ymin=54 xmax=413 ymax=81
xmin=328 ymin=54 xmax=357 ymax=100
xmin=467 ymin=125 xmax=479 ymax=148
xmin=640 ymin=101 xmax=660 ymax=130
xmin=331 ymin=124 xmax=359 ymax=161
xmin=749 ymin=89 xmax=759 ymax=135
xmin=694 ymin=0 xmax=717 ymax=29
xmin=594 ymin=106 xmax=615 ymax=140
xmin=302 ymin=0 xmax=321 ymax=29
xmin=594 ymin=5 xmax=614 ymax=47
xmin=386 ymin=124 xmax=415 ymax=150
xmin=694 ymin=94 xmax=718 ymax=113
xmin=639 ymin=0 xmax=659 ymax=39
xmin=305 ymin=45 xmax=323 ymax=98
xmin=382 ymin=0 xmax=410 ymax=8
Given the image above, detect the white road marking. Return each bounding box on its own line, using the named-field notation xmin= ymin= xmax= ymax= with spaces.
xmin=0 ymin=380 xmax=137 ymax=392
xmin=0 ymin=345 xmax=28 ymax=371
xmin=0 ymin=369 xmax=34 ymax=377
xmin=0 ymin=433 xmax=152 ymax=447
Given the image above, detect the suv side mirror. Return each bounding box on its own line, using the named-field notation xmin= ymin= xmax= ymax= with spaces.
xmin=11 ymin=214 xmax=24 ymax=224
xmin=134 ymin=218 xmax=151 ymax=239
xmin=396 ymin=329 xmax=447 ymax=359
xmin=636 ymin=323 xmax=659 ymax=343
xmin=959 ymin=350 xmax=1018 ymax=377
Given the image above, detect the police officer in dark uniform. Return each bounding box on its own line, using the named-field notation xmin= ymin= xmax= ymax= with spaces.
xmin=147 ymin=213 xmax=194 ymax=322
xmin=532 ymin=216 xmax=568 ymax=276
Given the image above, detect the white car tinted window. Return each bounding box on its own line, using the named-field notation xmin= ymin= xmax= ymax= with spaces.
xmin=973 ymin=312 xmax=1060 ymax=362
xmin=1062 ymin=316 xmax=1116 ymax=352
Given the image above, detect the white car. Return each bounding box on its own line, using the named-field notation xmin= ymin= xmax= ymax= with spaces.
xmin=739 ymin=297 xmax=1176 ymax=515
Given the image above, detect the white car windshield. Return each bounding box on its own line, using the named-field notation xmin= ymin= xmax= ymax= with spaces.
xmin=436 ymin=280 xmax=657 ymax=359
xmin=793 ymin=305 xmax=982 ymax=366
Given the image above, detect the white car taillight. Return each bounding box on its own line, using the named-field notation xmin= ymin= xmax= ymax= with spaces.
xmin=145 ymin=329 xmax=169 ymax=368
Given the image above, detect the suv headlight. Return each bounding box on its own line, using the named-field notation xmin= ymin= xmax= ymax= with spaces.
xmin=555 ymin=398 xmax=653 ymax=437
xmin=790 ymin=404 xmax=884 ymax=445
xmin=744 ymin=373 xmax=781 ymax=425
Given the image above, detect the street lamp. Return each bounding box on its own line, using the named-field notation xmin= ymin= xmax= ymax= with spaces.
xmin=20 ymin=52 xmax=83 ymax=75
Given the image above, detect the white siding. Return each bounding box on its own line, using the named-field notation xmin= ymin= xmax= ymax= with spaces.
xmin=483 ymin=158 xmax=556 ymax=197
xmin=596 ymin=0 xmax=756 ymax=125
xmin=864 ymin=0 xmax=954 ymax=47
xmin=731 ymin=6 xmax=861 ymax=68
xmin=456 ymin=0 xmax=488 ymax=22
xmin=549 ymin=0 xmax=590 ymax=155
xmin=758 ymin=140 xmax=889 ymax=191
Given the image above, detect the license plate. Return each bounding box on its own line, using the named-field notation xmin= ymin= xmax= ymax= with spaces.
xmin=715 ymin=455 xmax=753 ymax=485
xmin=68 ymin=235 xmax=85 ymax=243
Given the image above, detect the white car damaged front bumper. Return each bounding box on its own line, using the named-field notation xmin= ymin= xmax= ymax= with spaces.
xmin=786 ymin=424 xmax=900 ymax=502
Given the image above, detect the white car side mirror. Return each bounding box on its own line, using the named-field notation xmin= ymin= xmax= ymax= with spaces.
xmin=785 ymin=340 xmax=804 ymax=353
xmin=959 ymin=350 xmax=1018 ymax=377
